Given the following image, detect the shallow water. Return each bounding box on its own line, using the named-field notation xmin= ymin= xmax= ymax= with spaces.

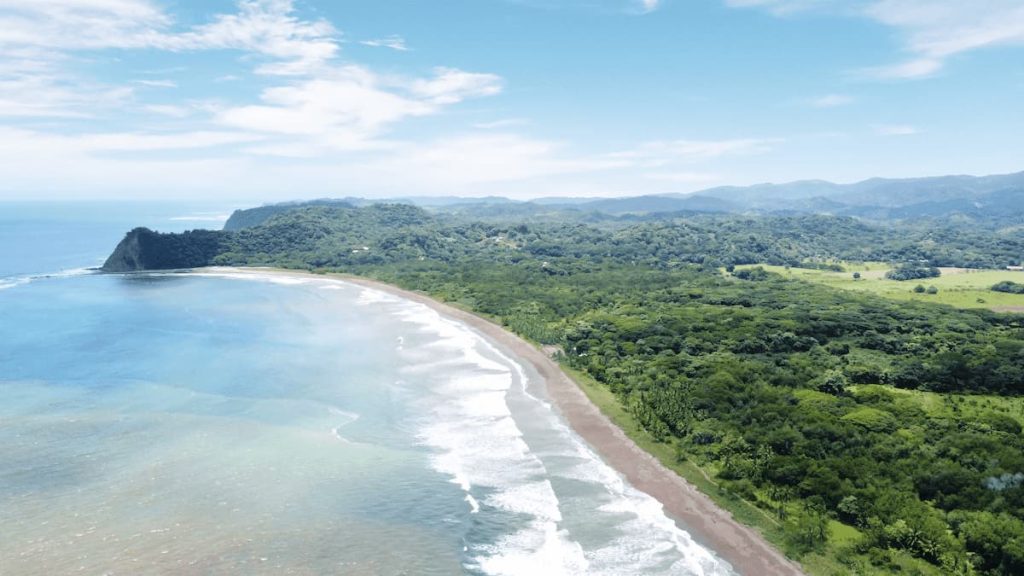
xmin=0 ymin=205 xmax=734 ymax=575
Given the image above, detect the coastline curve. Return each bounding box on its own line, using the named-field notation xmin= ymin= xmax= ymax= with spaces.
xmin=192 ymin=266 xmax=806 ymax=576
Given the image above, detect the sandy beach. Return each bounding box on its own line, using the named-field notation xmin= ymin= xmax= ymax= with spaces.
xmin=218 ymin=267 xmax=805 ymax=576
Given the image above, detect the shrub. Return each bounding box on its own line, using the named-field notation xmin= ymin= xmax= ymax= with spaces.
xmin=992 ymin=281 xmax=1024 ymax=294
xmin=733 ymin=267 xmax=770 ymax=281
xmin=887 ymin=264 xmax=941 ymax=281
xmin=841 ymin=407 xmax=897 ymax=432
xmin=979 ymin=412 xmax=1023 ymax=435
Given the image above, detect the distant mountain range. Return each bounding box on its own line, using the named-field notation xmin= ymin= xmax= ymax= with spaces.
xmin=687 ymin=171 xmax=1024 ymax=215
xmin=225 ymin=170 xmax=1024 ymax=229
xmin=544 ymin=171 xmax=1024 ymax=219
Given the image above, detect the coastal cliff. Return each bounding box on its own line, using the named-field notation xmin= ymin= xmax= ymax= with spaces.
xmin=102 ymin=227 xmax=226 ymax=272
xmin=103 ymin=204 xmax=438 ymax=273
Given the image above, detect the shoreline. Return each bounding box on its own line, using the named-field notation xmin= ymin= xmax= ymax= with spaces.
xmin=205 ymin=267 xmax=805 ymax=576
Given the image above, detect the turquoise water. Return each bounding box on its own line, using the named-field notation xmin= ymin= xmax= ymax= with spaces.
xmin=0 ymin=204 xmax=734 ymax=575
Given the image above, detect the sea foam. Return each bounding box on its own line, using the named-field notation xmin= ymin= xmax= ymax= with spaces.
xmin=0 ymin=267 xmax=95 ymax=291
xmin=367 ymin=294 xmax=587 ymax=574
xmin=365 ymin=287 xmax=733 ymax=576
xmin=160 ymin=271 xmax=733 ymax=575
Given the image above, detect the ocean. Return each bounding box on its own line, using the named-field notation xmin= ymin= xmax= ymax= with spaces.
xmin=0 ymin=202 xmax=734 ymax=575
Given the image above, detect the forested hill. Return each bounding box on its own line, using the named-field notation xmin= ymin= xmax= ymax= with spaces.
xmin=104 ymin=203 xmax=1024 ymax=575
xmin=105 ymin=203 xmax=1024 ymax=273
xmin=222 ymin=199 xmax=355 ymax=230
xmin=216 ymin=170 xmax=1024 ymax=223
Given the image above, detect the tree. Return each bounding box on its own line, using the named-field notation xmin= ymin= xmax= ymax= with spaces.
xmin=816 ymin=370 xmax=848 ymax=396
xmin=837 ymin=495 xmax=864 ymax=526
xmin=887 ymin=265 xmax=942 ymax=281
xmin=1004 ymin=537 xmax=1024 ymax=575
xmin=785 ymin=505 xmax=831 ymax=555
xmin=992 ymin=281 xmax=1024 ymax=294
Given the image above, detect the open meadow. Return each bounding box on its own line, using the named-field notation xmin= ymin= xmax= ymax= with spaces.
xmin=739 ymin=263 xmax=1024 ymax=311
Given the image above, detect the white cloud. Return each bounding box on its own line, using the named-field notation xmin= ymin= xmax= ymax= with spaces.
xmin=474 ymin=118 xmax=529 ymax=129
xmin=139 ymin=66 xmax=188 ymax=75
xmin=133 ymin=79 xmax=177 ymax=88
xmin=610 ymin=138 xmax=780 ymax=166
xmin=0 ymin=1 xmax=539 ymax=198
xmin=867 ymin=1 xmax=1024 ymax=58
xmin=0 ymin=1 xmax=338 ymax=72
xmin=143 ymin=104 xmax=193 ymax=118
xmin=409 ymin=67 xmax=504 ymax=105
xmin=354 ymin=133 xmax=630 ymax=188
xmin=0 ymin=0 xmax=518 ymax=197
xmin=360 ymin=35 xmax=409 ymax=51
xmin=160 ymin=0 xmax=339 ymax=76
xmin=639 ymin=0 xmax=661 ymax=13
xmin=79 ymin=130 xmax=264 ymax=151
xmin=0 ymin=0 xmax=170 ymax=51
xmin=863 ymin=0 xmax=1024 ymax=78
xmin=215 ymin=65 xmax=502 ymax=150
xmin=722 ymin=0 xmax=839 ymax=15
xmin=873 ymin=124 xmax=918 ymax=136
xmin=0 ymin=74 xmax=132 ymax=117
xmin=0 ymin=127 xmax=621 ymax=198
xmin=0 ymin=127 xmax=261 ymax=154
xmin=0 ymin=1 xmax=785 ymax=200
xmin=0 ymin=0 xmax=342 ymax=118
xmin=0 ymin=121 xmax=778 ymax=199
xmin=644 ymin=171 xmax=723 ymax=184
xmin=0 ymin=0 xmax=504 ymax=151
xmin=861 ymin=57 xmax=943 ymax=80
xmin=219 ymin=66 xmax=425 ymax=137
xmin=810 ymin=94 xmax=853 ymax=108
xmin=726 ymin=0 xmax=1024 ymax=79
xmin=0 ymin=1 xmax=161 ymax=117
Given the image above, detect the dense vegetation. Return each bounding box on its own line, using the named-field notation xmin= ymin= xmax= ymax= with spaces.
xmin=885 ymin=265 xmax=942 ymax=282
xmin=102 ymin=227 xmax=225 ymax=272
xmin=222 ymin=199 xmax=354 ymax=230
xmin=128 ymin=202 xmax=1024 ymax=271
xmin=105 ymin=203 xmax=1024 ymax=575
xmin=993 ymin=281 xmax=1024 ymax=295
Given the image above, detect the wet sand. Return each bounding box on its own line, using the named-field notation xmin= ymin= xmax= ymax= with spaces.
xmin=217 ymin=267 xmax=806 ymax=576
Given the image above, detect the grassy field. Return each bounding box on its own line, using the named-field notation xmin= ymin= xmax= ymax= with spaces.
xmin=737 ymin=263 xmax=1024 ymax=311
xmin=850 ymin=384 xmax=1024 ymax=427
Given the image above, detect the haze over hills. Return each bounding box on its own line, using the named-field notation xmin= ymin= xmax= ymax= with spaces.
xmin=689 ymin=171 xmax=1024 ymax=211
xmin=226 ymin=170 xmax=1024 ymax=226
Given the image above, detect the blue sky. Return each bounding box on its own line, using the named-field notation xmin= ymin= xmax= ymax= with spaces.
xmin=1 ymin=0 xmax=1022 ymax=201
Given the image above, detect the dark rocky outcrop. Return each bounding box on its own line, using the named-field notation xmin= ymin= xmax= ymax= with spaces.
xmin=102 ymin=227 xmax=227 ymax=272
